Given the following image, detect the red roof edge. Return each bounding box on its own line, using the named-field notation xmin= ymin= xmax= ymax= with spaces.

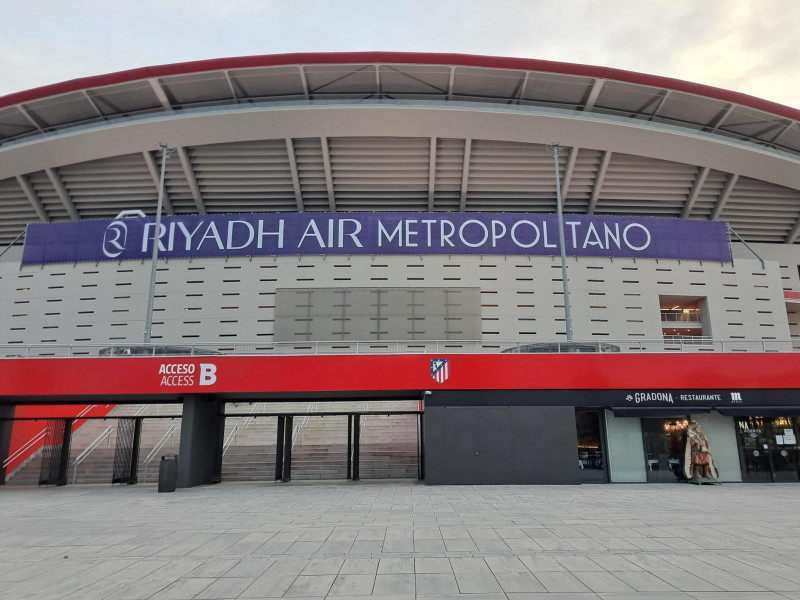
xmin=2 ymin=51 xmax=799 ymax=122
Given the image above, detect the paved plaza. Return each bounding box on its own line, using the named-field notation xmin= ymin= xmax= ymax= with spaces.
xmin=2 ymin=482 xmax=800 ymax=599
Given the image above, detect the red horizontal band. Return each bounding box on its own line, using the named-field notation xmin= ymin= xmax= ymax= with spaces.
xmin=2 ymin=353 xmax=800 ymax=400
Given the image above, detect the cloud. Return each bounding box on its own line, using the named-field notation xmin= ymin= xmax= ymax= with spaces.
xmin=0 ymin=0 xmax=796 ymax=109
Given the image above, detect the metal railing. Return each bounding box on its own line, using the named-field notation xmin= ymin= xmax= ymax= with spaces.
xmin=141 ymin=424 xmax=177 ymax=483
xmin=291 ymin=402 xmax=318 ymax=449
xmin=660 ymin=312 xmax=702 ymax=323
xmin=4 ymin=404 xmax=95 ymax=477
xmin=1 ymin=338 xmax=798 ymax=358
xmin=71 ymin=425 xmax=113 ymax=484
xmin=222 ymin=402 xmax=263 ymax=455
xmin=359 ymin=401 xmax=369 ymax=442
xmin=2 ymin=427 xmax=46 ymax=470
xmin=69 ymin=404 xmax=155 ymax=484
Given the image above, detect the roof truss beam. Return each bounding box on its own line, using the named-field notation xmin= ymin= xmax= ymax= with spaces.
xmin=15 ymin=174 xmax=48 ymax=222
xmin=587 ymin=150 xmax=612 ymax=215
xmin=309 ymin=65 xmax=371 ymax=94
xmin=224 ymin=70 xmax=239 ymax=102
xmin=459 ymin=138 xmax=472 ymax=212
xmin=786 ymin=214 xmax=800 ymax=244
xmin=771 ymin=121 xmax=794 ymax=146
xmin=710 ymin=173 xmax=739 ymax=221
xmin=176 ymin=146 xmax=206 ymax=214
xmin=44 ymin=167 xmax=78 ymax=220
xmin=681 ymin=166 xmax=711 ymax=218
xmin=382 ymin=65 xmax=447 ymax=94
xmin=148 ymin=79 xmax=173 ymax=110
xmin=320 ymin=136 xmax=336 ymax=211
xmin=706 ymin=103 xmax=734 ymax=132
xmin=428 ymin=137 xmax=437 ymax=211
xmin=81 ymin=90 xmax=105 ymax=119
xmin=515 ymin=71 xmax=530 ymax=104
xmin=646 ymin=90 xmax=671 ymax=120
xmin=561 ymin=146 xmax=579 ymax=199
xmin=582 ymin=79 xmax=605 ymax=112
xmin=447 ymin=66 xmax=456 ymax=100
xmin=285 ymin=138 xmax=304 ymax=211
xmin=141 ymin=150 xmax=174 ymax=215
xmin=298 ymin=66 xmax=310 ymax=99
xmin=18 ymin=105 xmax=45 ymax=132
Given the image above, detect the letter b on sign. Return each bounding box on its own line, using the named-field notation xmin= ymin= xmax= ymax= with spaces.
xmin=199 ymin=363 xmax=217 ymax=386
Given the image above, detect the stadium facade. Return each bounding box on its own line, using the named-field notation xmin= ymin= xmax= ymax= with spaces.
xmin=2 ymin=52 xmax=800 ymax=486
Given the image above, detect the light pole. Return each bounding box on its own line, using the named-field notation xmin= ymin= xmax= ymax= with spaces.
xmin=546 ymin=143 xmax=574 ymax=341
xmin=144 ymin=142 xmax=174 ymax=344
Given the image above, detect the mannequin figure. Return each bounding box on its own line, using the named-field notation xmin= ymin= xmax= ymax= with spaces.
xmin=683 ymin=421 xmax=719 ymax=483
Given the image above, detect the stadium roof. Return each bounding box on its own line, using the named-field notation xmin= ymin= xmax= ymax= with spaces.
xmin=1 ymin=52 xmax=799 ymax=246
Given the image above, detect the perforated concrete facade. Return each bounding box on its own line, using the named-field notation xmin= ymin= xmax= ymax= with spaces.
xmin=0 ymin=242 xmax=793 ymax=347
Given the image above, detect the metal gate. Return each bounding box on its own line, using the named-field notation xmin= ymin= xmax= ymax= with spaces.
xmin=39 ymin=418 xmax=73 ymax=486
xmin=112 ymin=418 xmax=142 ymax=484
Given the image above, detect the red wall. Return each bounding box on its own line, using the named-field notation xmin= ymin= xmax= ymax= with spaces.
xmin=3 ymin=353 xmax=800 ymax=398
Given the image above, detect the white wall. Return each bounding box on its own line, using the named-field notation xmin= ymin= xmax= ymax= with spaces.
xmin=0 ymin=245 xmax=789 ymax=346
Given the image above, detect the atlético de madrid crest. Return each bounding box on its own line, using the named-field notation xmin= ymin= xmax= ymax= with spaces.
xmin=430 ymin=358 xmax=449 ymax=383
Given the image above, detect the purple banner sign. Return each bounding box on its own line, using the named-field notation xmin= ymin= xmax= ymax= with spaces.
xmin=21 ymin=212 xmax=731 ymax=265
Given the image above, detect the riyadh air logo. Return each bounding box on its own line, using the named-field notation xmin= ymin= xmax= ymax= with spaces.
xmin=431 ymin=358 xmax=449 ymax=384
xmin=102 ymin=220 xmax=128 ymax=258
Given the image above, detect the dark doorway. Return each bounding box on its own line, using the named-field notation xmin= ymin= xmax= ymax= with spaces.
xmin=736 ymin=416 xmax=800 ymax=483
xmin=641 ymin=417 xmax=689 ymax=483
xmin=575 ymin=410 xmax=608 ymax=483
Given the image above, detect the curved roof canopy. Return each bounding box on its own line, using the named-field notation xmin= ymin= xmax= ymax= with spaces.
xmin=1 ymin=52 xmax=798 ymax=154
xmin=0 ymin=53 xmax=799 ymax=248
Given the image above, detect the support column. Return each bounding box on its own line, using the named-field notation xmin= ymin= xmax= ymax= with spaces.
xmin=177 ymin=396 xmax=224 ymax=488
xmin=347 ymin=414 xmax=353 ymax=480
xmin=56 ymin=418 xmax=74 ymax=486
xmin=352 ymin=414 xmax=360 ymax=481
xmin=282 ymin=416 xmax=293 ymax=482
xmin=418 ymin=412 xmax=425 ymax=480
xmin=0 ymin=405 xmax=15 ymax=484
xmin=275 ymin=415 xmax=285 ymax=481
xmin=128 ymin=417 xmax=142 ymax=485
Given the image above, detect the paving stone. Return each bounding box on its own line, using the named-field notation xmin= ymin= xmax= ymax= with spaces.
xmin=377 ymin=558 xmax=414 ymax=574
xmin=373 ymin=573 xmax=415 ymax=595
xmin=495 ymin=571 xmax=548 ymax=593
xmin=329 ymin=573 xmax=375 ymax=595
xmin=4 ymin=482 xmax=800 ymax=599
xmin=284 ymin=574 xmax=336 ymax=597
xmin=194 ymin=576 xmax=255 ymax=599
xmin=415 ymin=573 xmax=460 ymax=595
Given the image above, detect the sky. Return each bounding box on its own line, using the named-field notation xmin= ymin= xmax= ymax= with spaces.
xmin=1 ymin=0 xmax=798 ymax=108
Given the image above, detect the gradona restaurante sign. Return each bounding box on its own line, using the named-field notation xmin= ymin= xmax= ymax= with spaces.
xmin=21 ymin=212 xmax=732 ymax=265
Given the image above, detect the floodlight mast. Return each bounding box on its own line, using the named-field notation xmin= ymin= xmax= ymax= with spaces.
xmin=144 ymin=143 xmax=174 ymax=344
xmin=546 ymin=143 xmax=574 ymax=341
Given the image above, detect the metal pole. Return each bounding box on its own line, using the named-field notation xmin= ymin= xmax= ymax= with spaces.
xmin=546 ymin=143 xmax=574 ymax=340
xmin=144 ymin=143 xmax=172 ymax=343
xmin=0 ymin=229 xmax=25 ymax=260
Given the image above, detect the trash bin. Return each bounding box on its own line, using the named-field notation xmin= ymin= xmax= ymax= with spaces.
xmin=158 ymin=454 xmax=178 ymax=492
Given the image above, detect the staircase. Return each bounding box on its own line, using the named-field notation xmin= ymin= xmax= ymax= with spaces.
xmin=6 ymin=404 xmax=183 ymax=486
xmin=6 ymin=400 xmax=419 ymax=485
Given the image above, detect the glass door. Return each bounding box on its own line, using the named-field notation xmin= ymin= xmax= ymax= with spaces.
xmin=768 ymin=417 xmax=799 ymax=482
xmin=575 ymin=410 xmax=607 ymax=483
xmin=735 ymin=416 xmax=800 ymax=482
xmin=641 ymin=418 xmax=688 ymax=483
xmin=735 ymin=417 xmax=773 ymax=482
